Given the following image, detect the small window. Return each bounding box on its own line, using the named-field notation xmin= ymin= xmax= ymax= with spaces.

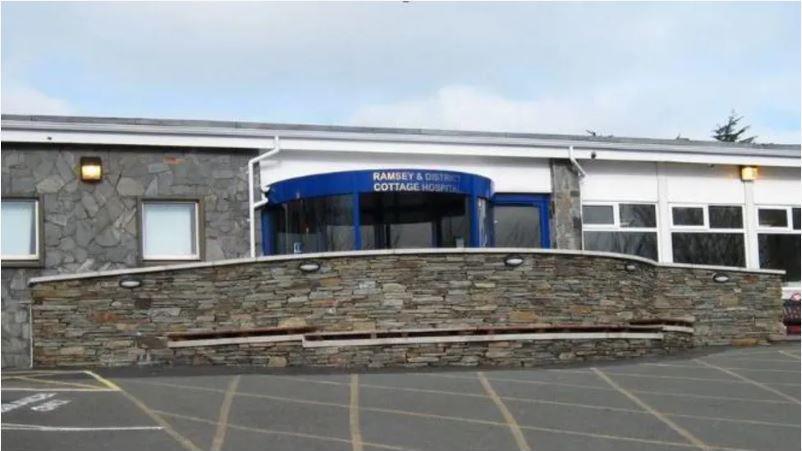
xmin=582 ymin=205 xmax=614 ymax=225
xmin=792 ymin=208 xmax=800 ymax=230
xmin=619 ymin=204 xmax=656 ymax=228
xmin=758 ymin=208 xmax=788 ymax=228
xmin=142 ymin=201 xmax=200 ymax=260
xmin=1 ymin=199 xmax=39 ymax=261
xmin=672 ymin=207 xmax=704 ymax=226
xmin=709 ymin=206 xmax=743 ymax=229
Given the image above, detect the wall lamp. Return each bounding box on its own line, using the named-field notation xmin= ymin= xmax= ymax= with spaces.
xmin=740 ymin=166 xmax=758 ymax=182
xmin=119 ymin=277 xmax=142 ymax=289
xmin=80 ymin=157 xmax=103 ymax=182
xmin=504 ymin=255 xmax=524 ymax=267
xmin=712 ymin=273 xmax=730 ymax=283
xmin=299 ymin=261 xmax=321 ymax=272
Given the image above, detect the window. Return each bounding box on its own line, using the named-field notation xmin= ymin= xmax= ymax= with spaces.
xmin=672 ymin=206 xmax=704 ymax=227
xmin=273 ymin=195 xmax=354 ymax=254
xmin=141 ymin=201 xmax=200 ymax=260
xmin=494 ymin=205 xmax=541 ymax=247
xmin=582 ymin=202 xmax=658 ymax=260
xmin=670 ymin=204 xmax=745 ymax=267
xmin=1 ymin=199 xmax=40 ymax=261
xmin=756 ymin=206 xmax=801 ymax=284
xmin=359 ymin=192 xmax=469 ymax=250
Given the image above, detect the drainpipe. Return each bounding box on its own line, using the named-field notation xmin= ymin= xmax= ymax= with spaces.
xmin=567 ymin=145 xmax=587 ymax=178
xmin=249 ymin=136 xmax=281 ymax=258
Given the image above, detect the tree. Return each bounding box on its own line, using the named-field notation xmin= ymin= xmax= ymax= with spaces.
xmin=712 ymin=110 xmax=757 ymax=143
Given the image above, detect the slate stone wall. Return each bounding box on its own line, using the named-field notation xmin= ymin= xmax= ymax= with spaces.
xmin=550 ymin=160 xmax=582 ymax=250
xmin=29 ymin=251 xmax=782 ymax=368
xmin=2 ymin=143 xmax=257 ymax=367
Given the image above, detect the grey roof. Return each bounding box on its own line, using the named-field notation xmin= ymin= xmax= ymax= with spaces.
xmin=2 ymin=113 xmax=799 ymax=154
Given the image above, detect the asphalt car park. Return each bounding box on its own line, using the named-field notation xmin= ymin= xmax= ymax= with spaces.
xmin=2 ymin=343 xmax=799 ymax=451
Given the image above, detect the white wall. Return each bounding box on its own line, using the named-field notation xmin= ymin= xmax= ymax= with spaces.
xmin=259 ymin=151 xmax=553 ymax=193
xmin=582 ymin=160 xmax=659 ymax=202
xmin=753 ymin=166 xmax=801 ymax=205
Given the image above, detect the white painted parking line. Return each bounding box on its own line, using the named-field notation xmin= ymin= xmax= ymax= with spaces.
xmin=1 ymin=393 xmax=56 ymax=413
xmin=695 ymin=359 xmax=801 ymax=404
xmin=777 ymin=350 xmax=801 ymax=360
xmin=2 ymin=423 xmax=164 ymax=432
xmin=30 ymin=399 xmax=71 ymax=412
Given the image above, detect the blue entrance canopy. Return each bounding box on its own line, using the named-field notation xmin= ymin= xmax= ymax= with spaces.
xmin=265 ymin=169 xmax=494 ymax=204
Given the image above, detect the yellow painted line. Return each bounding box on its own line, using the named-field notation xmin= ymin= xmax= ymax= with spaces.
xmin=83 ymin=371 xmax=122 ymax=391
xmin=211 ymin=375 xmax=240 ymax=451
xmin=591 ymin=368 xmax=710 ymax=450
xmin=350 ymin=374 xmax=364 ymax=451
xmin=125 ymin=377 xmax=751 ymax=450
xmin=104 ymin=376 xmax=203 ymax=451
xmin=152 ymin=409 xmax=410 ymax=450
xmin=478 ymin=372 xmax=532 ymax=451
xmin=695 ymin=359 xmax=800 ymax=404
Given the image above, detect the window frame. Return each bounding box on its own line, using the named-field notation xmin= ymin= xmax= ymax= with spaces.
xmin=756 ymin=205 xmax=795 ymax=232
xmin=1 ymin=195 xmax=45 ymax=268
xmin=582 ymin=202 xmax=658 ymax=233
xmin=755 ymin=204 xmax=802 ymax=285
xmin=138 ymin=197 xmax=204 ymax=264
xmin=669 ymin=203 xmax=745 ymax=233
xmin=581 ymin=201 xmax=659 ymax=260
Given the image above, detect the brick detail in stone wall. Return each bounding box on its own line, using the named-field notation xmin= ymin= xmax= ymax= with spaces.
xmin=29 ymin=252 xmax=783 ymax=368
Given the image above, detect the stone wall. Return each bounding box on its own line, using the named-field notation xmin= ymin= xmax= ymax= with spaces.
xmin=549 ymin=160 xmax=582 ymax=250
xmin=29 ymin=250 xmax=783 ymax=368
xmin=2 ymin=143 xmax=257 ymax=367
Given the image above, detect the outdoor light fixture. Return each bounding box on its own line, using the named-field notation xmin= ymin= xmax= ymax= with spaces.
xmin=624 ymin=262 xmax=637 ymax=272
xmin=119 ymin=277 xmax=142 ymax=289
xmin=740 ymin=166 xmax=758 ymax=181
xmin=80 ymin=157 xmax=103 ymax=182
xmin=712 ymin=273 xmax=730 ymax=283
xmin=504 ymin=255 xmax=524 ymax=267
xmin=299 ymin=261 xmax=321 ymax=272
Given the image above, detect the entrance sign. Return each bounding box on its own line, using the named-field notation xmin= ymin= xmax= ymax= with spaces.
xmin=372 ymin=170 xmax=463 ymax=193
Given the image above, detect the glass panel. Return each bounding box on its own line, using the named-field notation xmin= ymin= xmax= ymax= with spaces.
xmin=619 ymin=204 xmax=656 ymax=228
xmin=273 ymin=195 xmax=354 ymax=254
xmin=758 ymin=208 xmax=788 ymax=228
xmin=494 ymin=205 xmax=541 ymax=248
xmin=143 ymin=202 xmax=197 ymax=258
xmin=583 ymin=231 xmax=658 ymax=260
xmin=792 ymin=208 xmax=800 ymax=230
xmin=359 ymin=192 xmax=468 ymax=250
xmin=758 ymin=234 xmax=801 ymax=283
xmin=582 ymin=205 xmax=614 ymax=225
xmin=1 ymin=200 xmax=37 ymax=258
xmin=672 ymin=207 xmax=704 ymax=226
xmin=708 ymin=206 xmax=743 ymax=229
xmin=671 ymin=233 xmax=745 ymax=267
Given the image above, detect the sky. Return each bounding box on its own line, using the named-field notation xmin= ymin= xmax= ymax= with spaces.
xmin=1 ymin=1 xmax=800 ymax=143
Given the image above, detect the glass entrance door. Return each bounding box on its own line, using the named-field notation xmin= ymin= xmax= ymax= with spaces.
xmin=492 ymin=194 xmax=550 ymax=248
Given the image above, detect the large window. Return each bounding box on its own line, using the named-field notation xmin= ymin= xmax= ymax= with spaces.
xmin=359 ymin=192 xmax=468 ymax=250
xmin=582 ymin=202 xmax=658 ymax=260
xmin=273 ymin=195 xmax=354 ymax=254
xmin=1 ymin=199 xmax=40 ymax=262
xmin=670 ymin=204 xmax=745 ymax=267
xmin=141 ymin=201 xmax=200 ymax=260
xmin=494 ymin=205 xmax=541 ymax=247
xmin=757 ymin=206 xmax=801 ymax=284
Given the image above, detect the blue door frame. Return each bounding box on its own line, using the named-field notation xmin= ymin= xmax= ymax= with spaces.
xmin=491 ymin=193 xmax=551 ymax=248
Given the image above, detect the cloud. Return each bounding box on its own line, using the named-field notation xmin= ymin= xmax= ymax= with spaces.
xmin=348 ymin=85 xmax=799 ymax=143
xmin=1 ymin=83 xmax=73 ymax=115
